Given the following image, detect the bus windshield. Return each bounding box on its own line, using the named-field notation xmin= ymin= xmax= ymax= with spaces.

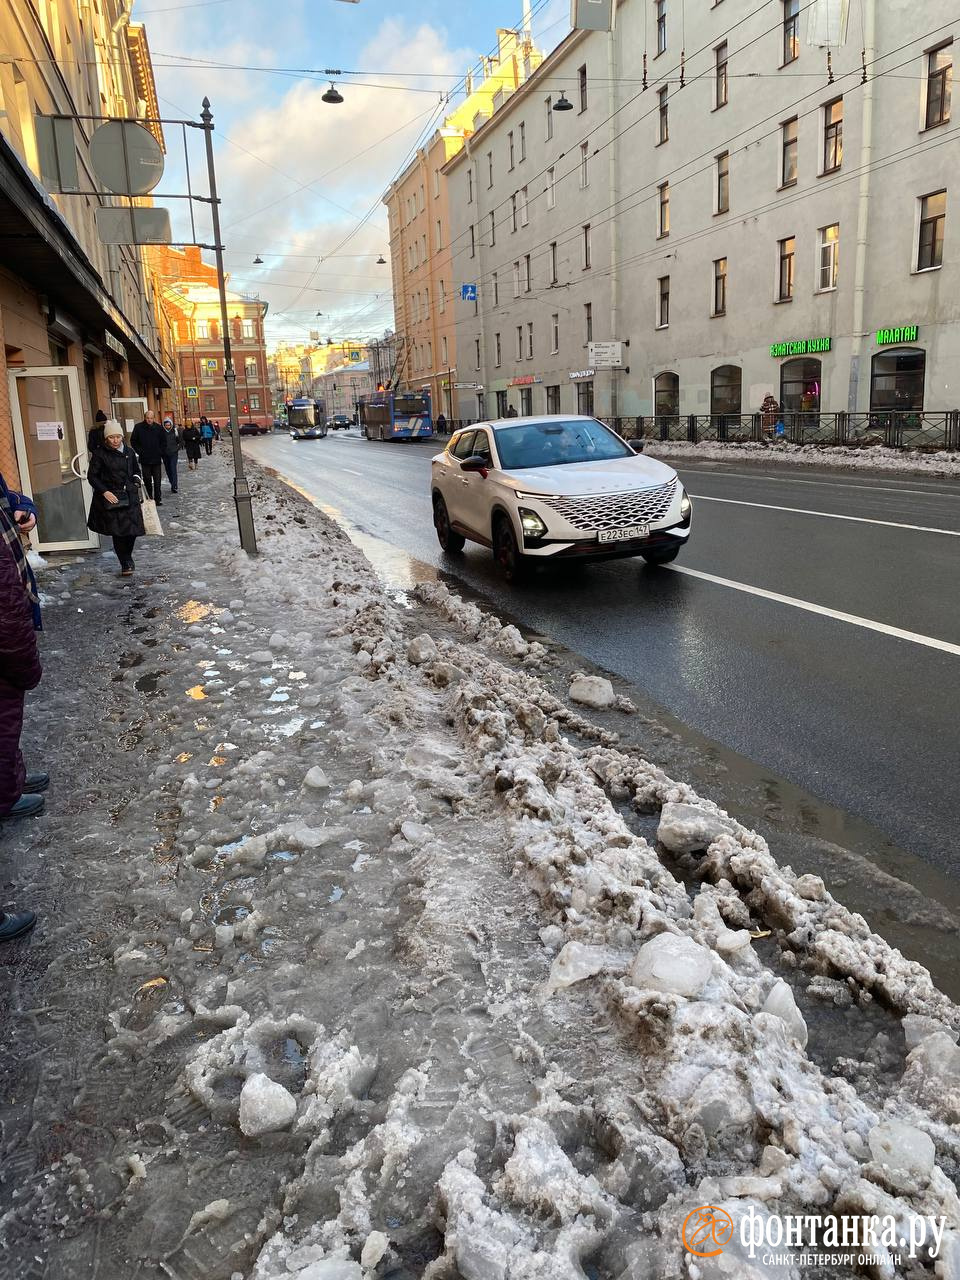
xmin=495 ymin=419 xmax=632 ymax=469
xmin=393 ymin=394 xmax=429 ymax=415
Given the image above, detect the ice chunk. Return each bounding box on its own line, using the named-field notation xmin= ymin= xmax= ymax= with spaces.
xmin=657 ymin=802 xmax=737 ymax=854
xmin=406 ymin=633 xmax=438 ymax=665
xmin=298 ymin=1263 xmax=361 ymax=1280
xmin=568 ymin=674 xmax=615 ymax=709
xmin=867 ymin=1120 xmax=935 ymax=1190
xmin=495 ymin=625 xmax=528 ymax=657
xmin=682 ymin=1068 xmax=755 ymax=1145
xmin=630 ymin=933 xmax=714 ymax=998
xmin=902 ymin=1014 xmax=958 ymax=1051
xmin=762 ymin=979 xmax=808 ymax=1048
xmin=304 ymin=766 xmax=331 ymax=790
xmin=360 ymin=1231 xmax=389 ymax=1269
xmin=238 ymin=1073 xmax=297 ymax=1137
xmin=544 ymin=942 xmax=608 ymax=994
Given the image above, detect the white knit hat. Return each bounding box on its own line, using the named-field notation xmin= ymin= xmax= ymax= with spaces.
xmin=103 ymin=419 xmax=123 ymax=438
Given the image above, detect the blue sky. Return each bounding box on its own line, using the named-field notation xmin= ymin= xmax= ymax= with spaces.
xmin=132 ymin=0 xmax=569 ymax=343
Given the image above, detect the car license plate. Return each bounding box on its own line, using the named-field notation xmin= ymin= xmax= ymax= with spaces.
xmin=598 ymin=524 xmax=649 ymax=543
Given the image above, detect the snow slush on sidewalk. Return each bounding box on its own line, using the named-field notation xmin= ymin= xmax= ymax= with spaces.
xmin=2 ymin=455 xmax=959 ymax=1280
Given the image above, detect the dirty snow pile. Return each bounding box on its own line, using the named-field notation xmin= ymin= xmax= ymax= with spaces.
xmin=643 ymin=439 xmax=960 ymax=477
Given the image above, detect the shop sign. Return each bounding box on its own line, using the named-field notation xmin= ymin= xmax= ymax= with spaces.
xmin=509 ymin=375 xmax=543 ymax=386
xmin=876 ymin=325 xmax=918 ymax=345
xmin=770 ymin=337 xmax=831 ymax=358
xmin=568 ymin=368 xmax=596 ymax=380
xmin=104 ymin=331 xmax=126 ymax=359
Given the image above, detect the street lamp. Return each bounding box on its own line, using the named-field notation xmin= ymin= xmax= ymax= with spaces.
xmin=322 ymin=83 xmax=344 ymax=104
xmin=253 ymin=254 xmax=263 ymax=264
xmin=376 ymin=255 xmax=386 ymax=264
xmin=553 ymin=92 xmax=574 ymax=111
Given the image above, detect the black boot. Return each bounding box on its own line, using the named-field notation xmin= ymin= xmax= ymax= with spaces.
xmin=0 ymin=911 xmax=37 ymax=942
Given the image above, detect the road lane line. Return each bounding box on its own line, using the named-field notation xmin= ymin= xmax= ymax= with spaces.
xmin=675 ymin=468 xmax=957 ymax=498
xmin=691 ymin=494 xmax=960 ymax=536
xmin=340 ymin=468 xmax=363 ymax=476
xmin=669 ymin=565 xmax=960 ymax=657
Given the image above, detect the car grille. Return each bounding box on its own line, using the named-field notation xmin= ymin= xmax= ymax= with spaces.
xmin=538 ymin=478 xmax=678 ymax=531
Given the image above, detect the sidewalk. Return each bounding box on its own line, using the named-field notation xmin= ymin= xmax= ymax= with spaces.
xmin=644 ymin=438 xmax=960 ymax=477
xmin=1 ymin=453 xmax=959 ymax=1280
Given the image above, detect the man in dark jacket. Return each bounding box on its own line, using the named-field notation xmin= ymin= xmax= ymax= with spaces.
xmin=130 ymin=409 xmax=165 ymax=505
xmin=87 ymin=408 xmax=108 ymax=455
xmin=160 ymin=417 xmax=180 ymax=494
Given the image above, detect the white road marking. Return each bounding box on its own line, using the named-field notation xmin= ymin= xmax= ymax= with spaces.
xmin=677 ymin=467 xmax=957 ymax=498
xmin=669 ymin=565 xmax=960 ymax=657
xmin=692 ymin=494 xmax=960 ymax=536
xmin=340 ymin=468 xmax=363 ymax=476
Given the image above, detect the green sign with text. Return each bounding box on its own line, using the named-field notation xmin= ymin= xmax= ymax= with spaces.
xmin=770 ymin=336 xmax=832 ymax=358
xmin=876 ymin=325 xmax=918 ymax=345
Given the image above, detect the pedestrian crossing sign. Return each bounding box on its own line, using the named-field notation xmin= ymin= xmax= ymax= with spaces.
xmin=186 ymin=386 xmax=198 ymax=397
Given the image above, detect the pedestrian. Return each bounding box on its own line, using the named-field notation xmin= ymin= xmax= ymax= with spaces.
xmin=0 ymin=474 xmax=44 ymax=939
xmin=87 ymin=408 xmax=108 ymax=455
xmin=161 ymin=417 xmax=180 ymax=494
xmin=86 ymin=419 xmax=145 ymax=576
xmin=506 ymin=405 xmax=518 ymax=418
xmin=212 ymin=420 xmax=221 ymax=441
xmin=435 ymin=412 xmax=447 ymax=436
xmin=183 ymin=421 xmax=202 ymax=469
xmin=131 ymin=409 xmax=165 ymax=506
xmin=200 ymin=419 xmax=215 ymax=456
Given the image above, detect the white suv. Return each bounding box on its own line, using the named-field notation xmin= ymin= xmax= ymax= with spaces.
xmin=431 ymin=416 xmax=692 ymax=581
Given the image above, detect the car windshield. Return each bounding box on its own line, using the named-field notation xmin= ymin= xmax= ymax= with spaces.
xmin=494 ymin=419 xmax=633 ymax=470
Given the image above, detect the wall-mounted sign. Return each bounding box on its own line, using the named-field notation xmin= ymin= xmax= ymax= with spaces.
xmin=770 ymin=337 xmax=832 ymax=358
xmin=509 ymin=375 xmax=543 ymax=386
xmin=876 ymin=325 xmax=919 ymax=345
xmin=348 ymin=350 xmax=361 ymax=361
xmin=460 ymin=284 xmax=478 ymax=302
xmin=568 ymin=368 xmax=596 ymax=380
xmin=588 ymin=341 xmax=623 ymax=367
xmin=185 ymin=386 xmax=199 ymax=398
xmin=104 ymin=331 xmax=126 ymax=359
xmin=36 ymin=421 xmax=64 ymax=441
xmin=454 ymin=382 xmax=483 ymax=390
xmin=205 ymin=358 xmax=218 ymax=370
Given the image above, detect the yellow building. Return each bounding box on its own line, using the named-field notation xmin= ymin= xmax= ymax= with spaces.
xmin=385 ymin=30 xmax=542 ymax=422
xmin=0 ymin=0 xmax=174 ymax=552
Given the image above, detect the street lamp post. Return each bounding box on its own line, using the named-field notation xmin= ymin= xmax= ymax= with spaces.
xmin=200 ymin=97 xmax=257 ymax=555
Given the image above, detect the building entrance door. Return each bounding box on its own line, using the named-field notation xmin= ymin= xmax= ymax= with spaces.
xmin=111 ymin=396 xmax=148 ymax=437
xmin=8 ymin=365 xmax=98 ymax=552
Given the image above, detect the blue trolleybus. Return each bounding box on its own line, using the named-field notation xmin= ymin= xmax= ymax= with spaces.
xmin=360 ymin=390 xmax=433 ymax=441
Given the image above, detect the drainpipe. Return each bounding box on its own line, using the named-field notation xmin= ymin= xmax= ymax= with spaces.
xmin=607 ymin=15 xmax=620 ymax=419
xmin=848 ymin=0 xmax=875 ymax=412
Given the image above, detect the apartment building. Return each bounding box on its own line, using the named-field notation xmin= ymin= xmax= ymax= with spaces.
xmin=449 ymin=0 xmax=958 ymax=429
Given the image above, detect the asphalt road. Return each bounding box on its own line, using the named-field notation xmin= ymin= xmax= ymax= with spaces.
xmin=243 ymin=430 xmax=960 ymax=879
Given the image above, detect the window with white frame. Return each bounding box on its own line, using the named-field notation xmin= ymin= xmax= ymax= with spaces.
xmin=439 ymin=280 xmax=446 ymax=312
xmin=241 ymin=318 xmax=255 ymax=338
xmin=713 ymin=257 xmax=727 ymax=316
xmin=545 ymin=96 xmax=554 ymax=139
xmin=436 ymin=219 xmax=442 ymax=249
xmin=918 ymin=191 xmax=946 ymax=269
xmin=778 ymin=236 xmax=795 ymax=300
xmin=822 ymin=98 xmax=842 ymax=173
xmin=433 ymin=168 xmax=440 ymax=198
xmin=657 ymin=85 xmax=668 ymax=143
xmin=658 ymin=181 xmax=669 ymax=237
xmin=511 ymin=192 xmax=518 ymax=232
xmin=782 ymin=0 xmax=799 ymax=65
xmin=715 ymin=41 xmax=728 ymax=107
xmin=547 ymin=166 xmax=556 ymax=208
xmin=658 ymin=275 xmax=670 ymax=327
xmin=513 ymin=261 xmax=521 ymax=296
xmin=526 ymin=321 xmax=534 ymax=359
xmin=781 ymin=117 xmax=798 ymax=186
xmin=580 ymin=142 xmax=589 ymax=188
xmin=441 ymin=336 xmax=448 ymax=364
xmin=925 ymin=44 xmax=952 ymax=129
xmin=523 ymin=254 xmax=531 ymax=292
xmin=656 ymin=0 xmax=667 ymax=55
xmin=196 ymin=319 xmax=209 ymax=339
xmin=584 ymin=301 xmax=593 ymax=341
xmin=549 ymin=241 xmax=558 ymax=283
xmin=716 ymin=151 xmax=729 ymax=213
xmin=249 ymin=394 xmax=260 ymax=410
xmin=817 ymin=223 xmax=839 ymax=289
xmin=582 ymin=224 xmax=592 ymax=269
xmin=519 ymin=186 xmax=529 ymax=225
xmin=551 ymin=312 xmax=559 ymax=353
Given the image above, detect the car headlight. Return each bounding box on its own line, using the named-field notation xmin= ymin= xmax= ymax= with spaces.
xmin=519 ymin=507 xmax=548 ymax=538
xmin=680 ymin=492 xmax=692 ymax=519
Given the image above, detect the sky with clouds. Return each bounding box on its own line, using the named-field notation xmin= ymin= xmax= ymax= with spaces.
xmin=134 ymin=0 xmax=570 ymax=345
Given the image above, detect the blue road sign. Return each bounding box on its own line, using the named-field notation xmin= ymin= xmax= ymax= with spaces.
xmin=461 ymin=283 xmax=478 ymax=302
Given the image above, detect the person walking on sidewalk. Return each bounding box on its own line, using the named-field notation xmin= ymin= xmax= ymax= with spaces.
xmin=87 ymin=408 xmax=108 ymax=455
xmin=87 ymin=420 xmax=145 ymax=576
xmin=200 ymin=419 xmax=215 ymax=456
xmin=131 ymin=409 xmax=165 ymax=506
xmin=161 ymin=417 xmax=180 ymax=494
xmin=183 ymin=421 xmax=202 ymax=469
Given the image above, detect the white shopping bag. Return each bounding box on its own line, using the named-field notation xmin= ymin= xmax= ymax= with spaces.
xmin=135 ymin=478 xmax=164 ymax=537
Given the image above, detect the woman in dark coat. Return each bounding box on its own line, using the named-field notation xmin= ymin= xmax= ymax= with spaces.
xmin=183 ymin=421 xmax=202 ymax=468
xmin=87 ymin=420 xmax=145 ymax=575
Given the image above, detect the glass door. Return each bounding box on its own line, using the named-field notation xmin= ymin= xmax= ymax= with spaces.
xmin=8 ymin=365 xmax=99 ymax=552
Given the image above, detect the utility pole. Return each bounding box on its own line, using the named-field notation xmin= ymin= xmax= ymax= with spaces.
xmin=200 ymin=97 xmax=257 ymax=554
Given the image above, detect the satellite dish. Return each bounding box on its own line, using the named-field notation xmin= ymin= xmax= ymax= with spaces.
xmin=89 ymin=120 xmax=164 ymax=196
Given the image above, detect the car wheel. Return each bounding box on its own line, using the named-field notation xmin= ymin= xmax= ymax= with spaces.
xmin=641 ymin=546 xmax=680 ymax=565
xmin=433 ymin=494 xmax=465 ymax=553
xmin=493 ymin=514 xmax=526 ymax=582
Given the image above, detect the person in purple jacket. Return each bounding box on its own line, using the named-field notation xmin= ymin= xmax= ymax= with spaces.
xmin=0 ymin=473 xmax=44 ymax=939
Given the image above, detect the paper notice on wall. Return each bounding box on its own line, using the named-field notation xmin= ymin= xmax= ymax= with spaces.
xmin=36 ymin=421 xmax=65 ymax=441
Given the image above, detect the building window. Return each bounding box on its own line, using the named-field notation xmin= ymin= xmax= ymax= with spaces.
xmin=578 ymin=64 xmax=588 ymax=111
xmin=495 ymin=332 xmax=502 ymax=366
xmin=711 ymin=365 xmax=742 ymax=417
xmin=781 ymin=117 xmax=798 ymax=187
xmin=519 ymin=121 xmax=526 ymax=160
xmin=516 ymin=326 xmax=524 ymax=360
xmin=492 ymin=272 xmax=499 ymax=306
xmin=551 ymin=312 xmax=560 ymax=353
xmin=577 ymin=380 xmax=594 ymax=414
xmin=242 ymin=318 xmax=255 ymax=338
xmin=658 ymin=181 xmax=670 ymax=237
xmin=511 ymin=192 xmax=518 ymax=232
xmin=870 ymin=348 xmax=925 ymax=412
xmin=546 ymin=384 xmax=561 ymax=413
xmin=716 ymin=151 xmax=729 ymax=213
xmin=513 ymin=261 xmax=521 ymax=296
xmin=582 ymin=224 xmax=592 ymax=269
xmin=441 ymin=336 xmax=448 ymax=364
xmin=657 ymin=86 xmax=668 ymax=143
xmin=655 ymin=371 xmax=679 ymax=419
xmin=249 ymin=395 xmax=260 ymax=411
xmin=780 ymin=357 xmax=822 ymax=412
xmin=433 ymin=167 xmax=440 ymax=197
xmin=468 ymin=169 xmax=473 ymax=203
xmin=526 ymin=321 xmax=534 ymax=359
xmin=657 ymin=275 xmax=670 ymax=327
xmin=822 ymin=99 xmax=842 ymax=173
xmin=496 ymin=390 xmax=509 ymax=417
xmin=244 ymin=357 xmax=257 ymax=377
xmin=440 ymin=280 xmax=446 ymax=312
xmin=925 ymin=44 xmax=952 ymax=129
xmin=519 ymin=186 xmax=529 ymax=225
xmin=547 ymin=166 xmax=556 ymax=208
xmin=545 ymin=96 xmax=554 ymax=139
xmin=549 ymin=241 xmax=558 ymax=283
xmin=487 ymin=152 xmax=494 ymax=188
xmin=715 ymin=41 xmax=728 ymax=107
xmin=584 ymin=301 xmax=593 ymax=341
xmin=520 ymin=386 xmax=533 ymax=414
xmin=778 ymin=236 xmax=795 ymax=300
xmin=523 ymin=254 xmax=531 ymax=292
xmin=475 ymin=338 xmax=481 ymax=368
xmin=713 ymin=257 xmax=727 ymax=316
xmin=656 ymin=0 xmax=667 ymax=55
xmin=508 ymin=130 xmax=515 ymax=169
xmin=469 ymin=224 xmax=476 ymax=258
xmin=489 ymin=212 xmax=496 ymax=246
xmin=436 ymin=219 xmax=442 ymax=249
xmin=818 ymin=223 xmax=839 ymax=289
xmin=196 ymin=320 xmax=209 ymax=339
xmin=204 ymin=395 xmax=216 ymax=412
xmin=782 ymin=0 xmax=799 ymax=66
xmin=580 ymin=142 xmax=589 ymax=189
xmin=918 ymin=190 xmax=946 ymax=269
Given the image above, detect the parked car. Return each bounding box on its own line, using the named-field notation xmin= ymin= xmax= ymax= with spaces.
xmin=291 ymin=424 xmax=328 ymax=441
xmin=326 ymin=414 xmax=353 ymax=430
xmin=239 ymin=422 xmax=262 ymax=436
xmin=430 ymin=416 xmax=692 ymax=582
xmin=273 ymin=417 xmax=289 ymax=431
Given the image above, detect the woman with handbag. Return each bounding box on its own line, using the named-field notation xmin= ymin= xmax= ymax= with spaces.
xmin=86 ymin=420 xmax=145 ymax=576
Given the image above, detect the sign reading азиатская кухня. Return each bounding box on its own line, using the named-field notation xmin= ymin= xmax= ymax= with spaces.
xmin=770 ymin=337 xmax=832 ymax=358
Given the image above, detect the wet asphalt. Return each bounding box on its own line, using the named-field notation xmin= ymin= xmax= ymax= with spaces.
xmin=242 ymin=431 xmax=960 ymax=881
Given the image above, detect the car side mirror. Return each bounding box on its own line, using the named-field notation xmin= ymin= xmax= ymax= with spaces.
xmin=460 ymin=455 xmax=489 ymax=474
